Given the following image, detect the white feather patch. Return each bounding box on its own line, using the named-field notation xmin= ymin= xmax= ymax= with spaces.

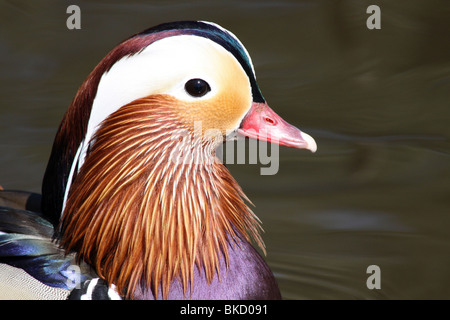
xmin=79 ymin=35 xmax=248 ymax=172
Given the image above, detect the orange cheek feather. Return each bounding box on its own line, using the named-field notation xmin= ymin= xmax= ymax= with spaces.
xmin=176 ymin=89 xmax=251 ymax=137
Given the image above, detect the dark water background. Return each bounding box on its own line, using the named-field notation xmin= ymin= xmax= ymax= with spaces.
xmin=1 ymin=0 xmax=449 ymax=299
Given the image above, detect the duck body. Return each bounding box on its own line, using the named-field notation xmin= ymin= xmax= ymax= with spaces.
xmin=133 ymin=233 xmax=281 ymax=300
xmin=0 ymin=191 xmax=94 ymax=299
xmin=0 ymin=191 xmax=279 ymax=300
xmin=0 ymin=21 xmax=316 ymax=299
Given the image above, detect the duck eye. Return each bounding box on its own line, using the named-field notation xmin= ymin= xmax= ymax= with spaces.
xmin=184 ymin=78 xmax=211 ymax=97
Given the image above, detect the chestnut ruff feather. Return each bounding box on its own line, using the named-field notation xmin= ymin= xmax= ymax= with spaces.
xmin=59 ymin=95 xmax=264 ymax=299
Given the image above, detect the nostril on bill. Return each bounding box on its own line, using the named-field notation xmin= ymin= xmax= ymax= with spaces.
xmin=264 ymin=117 xmax=276 ymax=125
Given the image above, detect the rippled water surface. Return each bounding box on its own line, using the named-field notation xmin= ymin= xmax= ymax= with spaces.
xmin=1 ymin=1 xmax=449 ymax=299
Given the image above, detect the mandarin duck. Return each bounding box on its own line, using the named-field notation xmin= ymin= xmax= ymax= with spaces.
xmin=0 ymin=21 xmax=317 ymax=300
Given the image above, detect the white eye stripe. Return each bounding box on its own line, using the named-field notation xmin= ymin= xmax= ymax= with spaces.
xmin=200 ymin=21 xmax=256 ymax=75
xmin=75 ymin=35 xmax=248 ymax=177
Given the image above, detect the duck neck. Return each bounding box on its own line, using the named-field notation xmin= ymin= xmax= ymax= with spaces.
xmin=59 ymin=95 xmax=264 ymax=299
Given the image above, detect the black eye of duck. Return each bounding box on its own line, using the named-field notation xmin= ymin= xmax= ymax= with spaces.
xmin=184 ymin=78 xmax=211 ymax=97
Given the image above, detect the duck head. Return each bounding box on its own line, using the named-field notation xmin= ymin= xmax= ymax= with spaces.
xmin=41 ymin=21 xmax=316 ymax=299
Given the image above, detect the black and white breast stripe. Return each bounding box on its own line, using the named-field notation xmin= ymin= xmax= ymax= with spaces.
xmin=68 ymin=278 xmax=122 ymax=300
